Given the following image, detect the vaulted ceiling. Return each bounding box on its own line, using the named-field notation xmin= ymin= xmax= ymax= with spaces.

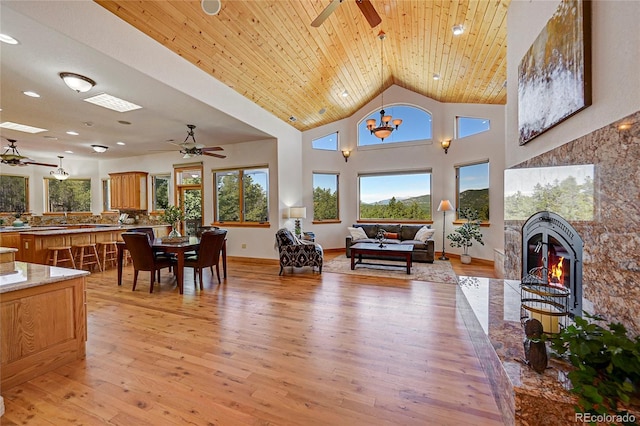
xmin=96 ymin=0 xmax=510 ymax=132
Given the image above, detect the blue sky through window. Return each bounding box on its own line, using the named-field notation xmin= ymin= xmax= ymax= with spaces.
xmin=459 ymin=163 xmax=489 ymax=192
xmin=312 ymin=132 xmax=338 ymax=150
xmin=457 ymin=116 xmax=490 ymax=138
xmin=313 ymin=173 xmax=337 ymax=191
xmin=358 ymin=105 xmax=432 ymax=146
xmin=359 ymin=172 xmax=431 ymax=204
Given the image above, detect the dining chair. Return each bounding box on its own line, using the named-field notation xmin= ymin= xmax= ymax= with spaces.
xmin=121 ymin=232 xmax=175 ymax=293
xmin=184 ymin=229 xmax=227 ymax=289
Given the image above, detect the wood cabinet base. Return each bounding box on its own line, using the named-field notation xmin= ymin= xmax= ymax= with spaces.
xmin=1 ymin=276 xmax=86 ymax=390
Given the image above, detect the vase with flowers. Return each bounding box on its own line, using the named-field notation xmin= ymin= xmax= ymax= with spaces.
xmin=160 ymin=205 xmax=185 ymax=238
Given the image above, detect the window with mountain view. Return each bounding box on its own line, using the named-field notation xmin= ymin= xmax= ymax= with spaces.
xmin=313 ymin=173 xmax=339 ymax=221
xmin=46 ymin=178 xmax=91 ymax=212
xmin=456 ymin=162 xmax=489 ymax=221
xmin=0 ymin=175 xmax=29 ymax=213
xmin=358 ymin=105 xmax=432 ymax=146
xmin=214 ymin=167 xmax=269 ymax=224
xmin=358 ymin=171 xmax=432 ymax=221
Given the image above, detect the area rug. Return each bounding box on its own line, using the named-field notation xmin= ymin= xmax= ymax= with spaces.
xmin=323 ymin=255 xmax=458 ymax=284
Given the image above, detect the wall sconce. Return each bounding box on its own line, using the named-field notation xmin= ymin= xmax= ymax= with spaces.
xmin=441 ymin=139 xmax=451 ymax=154
xmin=342 ymin=149 xmax=351 ymax=162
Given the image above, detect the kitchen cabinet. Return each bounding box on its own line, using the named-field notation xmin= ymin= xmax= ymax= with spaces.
xmin=109 ymin=172 xmax=148 ymax=210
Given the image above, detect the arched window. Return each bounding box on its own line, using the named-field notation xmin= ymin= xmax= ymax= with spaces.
xmin=358 ymin=105 xmax=432 ymax=147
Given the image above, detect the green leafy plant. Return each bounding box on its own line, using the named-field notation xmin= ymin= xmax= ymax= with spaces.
xmin=446 ymin=208 xmax=484 ymax=255
xmin=549 ymin=314 xmax=640 ymax=422
xmin=160 ymin=205 xmax=184 ymax=225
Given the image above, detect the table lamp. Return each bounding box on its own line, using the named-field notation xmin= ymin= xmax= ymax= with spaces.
xmin=437 ymin=200 xmax=455 ymax=260
xmin=289 ymin=206 xmax=307 ymax=237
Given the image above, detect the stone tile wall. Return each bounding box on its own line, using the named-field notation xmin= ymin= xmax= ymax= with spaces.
xmin=504 ymin=110 xmax=640 ymax=335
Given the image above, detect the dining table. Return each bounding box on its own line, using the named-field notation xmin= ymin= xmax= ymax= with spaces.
xmin=116 ymin=236 xmax=227 ymax=294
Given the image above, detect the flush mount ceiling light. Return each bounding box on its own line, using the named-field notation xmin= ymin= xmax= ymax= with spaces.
xmin=50 ymin=156 xmax=70 ymax=180
xmin=452 ymin=25 xmax=464 ymax=36
xmin=366 ymin=31 xmax=402 ymax=141
xmin=59 ymin=72 xmax=96 ymax=93
xmin=91 ymin=144 xmax=108 ymax=153
xmin=0 ymin=33 xmax=19 ymax=44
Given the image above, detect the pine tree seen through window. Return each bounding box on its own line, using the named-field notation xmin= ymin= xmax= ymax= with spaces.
xmin=46 ymin=178 xmax=91 ymax=212
xmin=215 ymin=167 xmax=269 ymax=223
xmin=0 ymin=175 xmax=29 ymax=213
xmin=313 ymin=173 xmax=339 ymax=220
xmin=456 ymin=162 xmax=489 ymax=221
xmin=359 ymin=172 xmax=431 ymax=220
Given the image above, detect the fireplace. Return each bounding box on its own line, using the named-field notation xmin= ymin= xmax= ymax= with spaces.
xmin=521 ymin=211 xmax=583 ymax=332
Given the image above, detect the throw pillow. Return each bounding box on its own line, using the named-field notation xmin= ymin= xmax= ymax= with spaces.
xmin=383 ymin=232 xmax=399 ymax=239
xmin=348 ymin=226 xmax=368 ymax=240
xmin=414 ymin=226 xmax=436 ymax=242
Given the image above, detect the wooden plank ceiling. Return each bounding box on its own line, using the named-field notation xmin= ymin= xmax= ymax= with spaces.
xmin=96 ymin=0 xmax=510 ymax=132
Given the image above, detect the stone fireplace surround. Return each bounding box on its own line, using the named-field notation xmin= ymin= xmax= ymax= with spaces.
xmin=504 ymin=110 xmax=640 ymax=336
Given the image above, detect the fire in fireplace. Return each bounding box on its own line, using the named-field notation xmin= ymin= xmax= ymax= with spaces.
xmin=521 ymin=211 xmax=583 ymax=333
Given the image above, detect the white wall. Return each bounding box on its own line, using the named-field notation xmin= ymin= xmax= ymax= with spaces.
xmin=301 ymin=85 xmax=505 ymax=261
xmin=506 ymin=0 xmax=640 ymax=167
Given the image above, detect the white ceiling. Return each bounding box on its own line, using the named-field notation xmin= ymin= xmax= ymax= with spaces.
xmin=0 ymin=2 xmax=272 ymax=163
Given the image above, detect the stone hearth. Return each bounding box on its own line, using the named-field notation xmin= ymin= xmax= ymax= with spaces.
xmin=456 ymin=276 xmax=640 ymax=425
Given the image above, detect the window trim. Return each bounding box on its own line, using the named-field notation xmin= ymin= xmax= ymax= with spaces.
xmin=44 ymin=176 xmax=92 ymax=213
xmin=454 ymin=160 xmax=490 ymax=224
xmin=312 ymin=171 xmax=340 ymax=224
xmin=212 ymin=165 xmax=270 ymax=226
xmin=357 ymin=169 xmax=433 ymax=222
xmin=151 ymin=173 xmax=171 ymax=213
xmin=0 ymin=174 xmax=30 ymax=214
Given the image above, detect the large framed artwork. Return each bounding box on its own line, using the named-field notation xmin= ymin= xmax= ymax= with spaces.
xmin=518 ymin=0 xmax=591 ymax=145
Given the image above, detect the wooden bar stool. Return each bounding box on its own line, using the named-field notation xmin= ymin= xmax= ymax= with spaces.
xmin=73 ymin=243 xmax=102 ymax=272
xmin=46 ymin=246 xmax=76 ymax=269
xmin=98 ymin=241 xmax=119 ymax=270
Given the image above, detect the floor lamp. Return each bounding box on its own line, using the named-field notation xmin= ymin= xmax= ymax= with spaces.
xmin=437 ymin=200 xmax=455 ymax=260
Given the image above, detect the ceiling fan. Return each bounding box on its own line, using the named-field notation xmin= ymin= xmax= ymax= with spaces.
xmin=168 ymin=124 xmax=226 ymax=159
xmin=311 ymin=0 xmax=382 ymax=28
xmin=0 ymin=139 xmax=57 ymax=167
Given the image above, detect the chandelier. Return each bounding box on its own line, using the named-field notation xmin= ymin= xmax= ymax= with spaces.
xmin=50 ymin=156 xmax=70 ymax=180
xmin=366 ymin=31 xmax=402 ymax=141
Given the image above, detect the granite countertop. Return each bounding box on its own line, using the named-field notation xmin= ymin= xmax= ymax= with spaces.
xmin=0 ymin=261 xmax=90 ymax=293
xmin=0 ymin=226 xmax=66 ymax=233
xmin=16 ymin=224 xmax=167 ymax=236
xmin=0 ymin=247 xmax=18 ymax=254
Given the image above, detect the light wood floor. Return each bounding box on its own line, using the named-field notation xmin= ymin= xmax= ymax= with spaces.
xmin=2 ymin=254 xmax=503 ymax=425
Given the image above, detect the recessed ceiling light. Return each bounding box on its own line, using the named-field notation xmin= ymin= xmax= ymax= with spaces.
xmin=83 ymin=93 xmax=142 ymax=112
xmin=452 ymin=25 xmax=464 ymax=36
xmin=66 ymin=131 xmax=79 ymax=136
xmin=433 ymin=73 xmax=440 ymax=80
xmin=116 ymin=141 xmax=126 ymax=146
xmin=23 ymin=91 xmax=40 ymax=98
xmin=341 ymin=90 xmax=349 ymax=98
xmin=65 ymin=150 xmax=74 ymax=154
xmin=0 ymin=121 xmax=47 ymax=133
xmin=0 ymin=34 xmax=19 ymax=45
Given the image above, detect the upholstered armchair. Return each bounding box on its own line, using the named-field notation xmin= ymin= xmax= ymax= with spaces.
xmin=275 ymin=228 xmax=323 ymax=275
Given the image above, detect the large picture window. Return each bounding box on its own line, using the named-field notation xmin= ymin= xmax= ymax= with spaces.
xmin=0 ymin=175 xmax=29 ymax=213
xmin=359 ymin=171 xmax=432 ymax=221
xmin=46 ymin=178 xmax=91 ymax=212
xmin=214 ymin=167 xmax=269 ymax=224
xmin=358 ymin=105 xmax=432 ymax=146
xmin=456 ymin=161 xmax=490 ymax=221
xmin=313 ymin=172 xmax=339 ymax=221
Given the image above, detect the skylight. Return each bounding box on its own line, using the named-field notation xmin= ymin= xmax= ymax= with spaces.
xmin=83 ymin=93 xmax=142 ymax=113
xmin=0 ymin=121 xmax=47 ymax=133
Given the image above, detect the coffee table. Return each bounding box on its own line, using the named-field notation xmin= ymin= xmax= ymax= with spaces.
xmin=350 ymin=243 xmax=414 ymax=274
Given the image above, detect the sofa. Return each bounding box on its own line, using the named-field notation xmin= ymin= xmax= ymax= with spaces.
xmin=345 ymin=224 xmax=435 ymax=263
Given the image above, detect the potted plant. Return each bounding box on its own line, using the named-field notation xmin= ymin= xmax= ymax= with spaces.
xmin=549 ymin=314 xmax=640 ymax=420
xmin=447 ymin=208 xmax=484 ymax=264
xmin=160 ymin=205 xmax=184 ymax=237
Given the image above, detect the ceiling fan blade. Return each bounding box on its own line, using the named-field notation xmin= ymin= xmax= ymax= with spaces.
xmin=201 ymin=146 xmax=224 ymax=152
xmin=356 ymin=0 xmax=381 ymax=28
xmin=24 ymin=161 xmax=57 ymax=167
xmin=311 ymin=0 xmax=342 ymax=27
xmin=203 ymin=152 xmax=226 ymax=159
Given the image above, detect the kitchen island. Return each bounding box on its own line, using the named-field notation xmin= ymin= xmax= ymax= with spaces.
xmin=0 ymin=261 xmax=89 ymax=390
